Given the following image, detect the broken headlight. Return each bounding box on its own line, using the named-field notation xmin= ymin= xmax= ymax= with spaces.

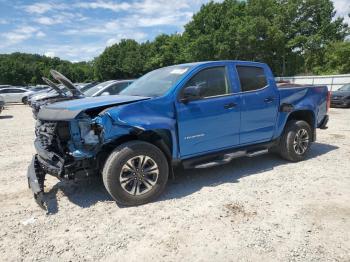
xmin=78 ymin=120 xmax=99 ymax=145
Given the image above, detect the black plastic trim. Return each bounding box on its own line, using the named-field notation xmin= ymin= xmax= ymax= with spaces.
xmin=181 ymin=139 xmax=279 ymax=169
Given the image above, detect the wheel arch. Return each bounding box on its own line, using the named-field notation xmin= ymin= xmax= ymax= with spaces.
xmin=97 ymin=129 xmax=173 ymax=173
xmin=285 ymin=110 xmax=316 ymax=141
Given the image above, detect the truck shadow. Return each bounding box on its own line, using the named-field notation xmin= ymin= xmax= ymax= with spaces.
xmin=44 ymin=142 xmax=338 ymax=214
xmin=162 ymin=142 xmax=338 ymax=201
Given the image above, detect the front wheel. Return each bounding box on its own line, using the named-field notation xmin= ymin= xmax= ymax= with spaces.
xmin=278 ymin=120 xmax=312 ymax=162
xmin=102 ymin=141 xmax=169 ymax=206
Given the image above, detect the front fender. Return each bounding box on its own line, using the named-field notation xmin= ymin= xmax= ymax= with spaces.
xmin=97 ymin=98 xmax=179 ymax=158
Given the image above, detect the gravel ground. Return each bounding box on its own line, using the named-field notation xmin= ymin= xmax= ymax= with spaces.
xmin=0 ymin=104 xmax=349 ymax=262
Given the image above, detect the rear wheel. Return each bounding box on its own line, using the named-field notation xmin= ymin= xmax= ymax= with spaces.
xmin=278 ymin=120 xmax=312 ymax=162
xmin=102 ymin=141 xmax=169 ymax=206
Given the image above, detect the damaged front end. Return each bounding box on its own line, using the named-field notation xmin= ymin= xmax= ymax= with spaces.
xmin=27 ymin=114 xmax=105 ymax=209
xmin=27 ymin=92 xmax=150 ymax=209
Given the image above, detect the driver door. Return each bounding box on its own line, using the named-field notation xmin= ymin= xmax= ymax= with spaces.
xmin=176 ymin=66 xmax=241 ymax=157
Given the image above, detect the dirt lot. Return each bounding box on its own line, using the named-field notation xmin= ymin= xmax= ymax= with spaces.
xmin=0 ymin=104 xmax=349 ymax=261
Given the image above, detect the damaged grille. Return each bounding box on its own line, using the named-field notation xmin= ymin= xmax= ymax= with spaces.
xmin=35 ymin=120 xmax=70 ymax=154
xmin=35 ymin=120 xmax=58 ymax=150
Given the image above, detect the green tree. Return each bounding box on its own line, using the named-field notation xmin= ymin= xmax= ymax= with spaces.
xmin=0 ymin=53 xmax=94 ymax=85
xmin=94 ymin=39 xmax=144 ymax=80
xmin=183 ymin=0 xmax=348 ymax=75
xmin=278 ymin=0 xmax=349 ymax=75
xmin=142 ymin=34 xmax=186 ymax=71
xmin=313 ymin=41 xmax=350 ymax=74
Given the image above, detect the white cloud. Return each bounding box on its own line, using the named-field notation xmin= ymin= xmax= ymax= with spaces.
xmin=24 ymin=3 xmax=55 ymax=14
xmin=2 ymin=26 xmax=39 ymax=45
xmin=76 ymin=1 xmax=131 ymax=12
xmin=23 ymin=2 xmax=68 ymax=14
xmin=106 ymin=38 xmax=118 ymax=46
xmin=44 ymin=51 xmax=55 ymax=57
xmin=35 ymin=17 xmax=59 ymax=25
xmin=136 ymin=12 xmax=193 ymax=27
xmin=133 ymin=0 xmax=190 ymax=15
xmin=42 ymin=44 xmax=106 ymax=61
xmin=333 ymin=0 xmax=350 ymax=23
xmin=36 ymin=31 xmax=46 ymax=38
xmin=0 ymin=19 xmax=8 ymax=25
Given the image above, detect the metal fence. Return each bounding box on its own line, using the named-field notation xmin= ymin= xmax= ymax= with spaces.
xmin=276 ymin=74 xmax=350 ymax=91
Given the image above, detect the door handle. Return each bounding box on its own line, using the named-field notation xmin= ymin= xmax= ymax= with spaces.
xmin=224 ymin=102 xmax=237 ymax=109
xmin=264 ymin=97 xmax=275 ymax=103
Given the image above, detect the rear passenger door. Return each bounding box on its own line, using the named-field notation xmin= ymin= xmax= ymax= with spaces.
xmin=10 ymin=89 xmax=26 ymax=102
xmin=235 ymin=65 xmax=279 ymax=144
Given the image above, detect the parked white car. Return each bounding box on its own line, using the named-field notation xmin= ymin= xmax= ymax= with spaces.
xmin=0 ymin=87 xmax=32 ymax=103
xmin=83 ymin=80 xmax=134 ymax=97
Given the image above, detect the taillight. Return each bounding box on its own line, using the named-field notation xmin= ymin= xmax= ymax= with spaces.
xmin=326 ymin=91 xmax=331 ymax=112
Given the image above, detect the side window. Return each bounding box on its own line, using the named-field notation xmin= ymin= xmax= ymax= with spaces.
xmin=9 ymin=89 xmax=25 ymax=93
xmin=236 ymin=66 xmax=267 ymax=92
xmin=183 ymin=67 xmax=230 ymax=98
xmin=106 ymin=83 xmax=129 ymax=95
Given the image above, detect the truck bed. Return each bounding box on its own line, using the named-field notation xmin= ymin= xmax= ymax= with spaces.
xmin=278 ymin=84 xmax=328 ymax=127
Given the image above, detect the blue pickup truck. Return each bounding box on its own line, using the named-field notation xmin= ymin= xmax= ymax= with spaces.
xmin=28 ymin=61 xmax=329 ymax=208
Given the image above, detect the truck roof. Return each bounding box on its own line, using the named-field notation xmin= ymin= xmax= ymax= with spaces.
xmin=173 ymin=60 xmax=268 ymax=68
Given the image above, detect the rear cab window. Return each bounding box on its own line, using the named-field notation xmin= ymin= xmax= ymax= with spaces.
xmin=236 ymin=66 xmax=267 ymax=92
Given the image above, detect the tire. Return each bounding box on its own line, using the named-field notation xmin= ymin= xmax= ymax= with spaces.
xmin=278 ymin=120 xmax=312 ymax=162
xmin=102 ymin=141 xmax=169 ymax=206
xmin=22 ymin=96 xmax=28 ymax=104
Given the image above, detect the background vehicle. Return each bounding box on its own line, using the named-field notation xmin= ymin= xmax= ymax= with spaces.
xmin=331 ymin=84 xmax=350 ymax=108
xmin=76 ymin=82 xmax=99 ymax=93
xmin=28 ymin=85 xmax=67 ymax=105
xmin=83 ymin=80 xmax=134 ymax=97
xmin=22 ymin=86 xmax=50 ymax=104
xmin=28 ymin=61 xmax=329 ymax=209
xmin=0 ymin=87 xmax=32 ymax=103
xmin=0 ymin=95 xmax=4 ymax=114
xmin=29 ymin=75 xmax=133 ymax=119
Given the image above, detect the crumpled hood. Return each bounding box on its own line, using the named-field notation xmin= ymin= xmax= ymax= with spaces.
xmin=38 ymin=95 xmax=150 ymax=121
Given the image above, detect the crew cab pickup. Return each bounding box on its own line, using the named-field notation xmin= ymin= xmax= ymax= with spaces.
xmin=27 ymin=61 xmax=330 ymax=208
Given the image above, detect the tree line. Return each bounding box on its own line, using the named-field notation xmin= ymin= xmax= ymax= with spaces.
xmin=0 ymin=0 xmax=349 ymax=86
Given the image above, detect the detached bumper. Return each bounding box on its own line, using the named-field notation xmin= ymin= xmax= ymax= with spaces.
xmin=27 ymin=155 xmax=47 ymax=209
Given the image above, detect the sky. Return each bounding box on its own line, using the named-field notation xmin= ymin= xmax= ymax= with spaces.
xmin=0 ymin=0 xmax=349 ymax=62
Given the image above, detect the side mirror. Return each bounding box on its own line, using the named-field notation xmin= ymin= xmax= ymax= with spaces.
xmin=180 ymin=85 xmax=202 ymax=103
xmin=101 ymin=92 xmax=110 ymax=96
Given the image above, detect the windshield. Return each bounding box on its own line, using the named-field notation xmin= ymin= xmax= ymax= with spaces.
xmin=338 ymin=84 xmax=350 ymax=91
xmin=46 ymin=85 xmax=70 ymax=96
xmin=80 ymin=83 xmax=97 ymax=92
xmin=120 ymin=66 xmax=192 ymax=97
xmin=84 ymin=81 xmax=115 ymax=96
